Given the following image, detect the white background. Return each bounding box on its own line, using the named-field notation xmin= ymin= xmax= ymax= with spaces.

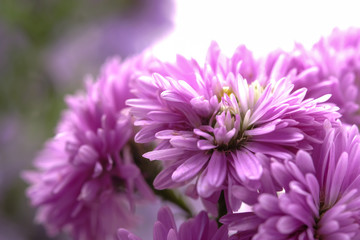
xmin=154 ymin=0 xmax=360 ymax=61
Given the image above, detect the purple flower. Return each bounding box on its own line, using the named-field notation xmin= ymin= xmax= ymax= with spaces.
xmin=264 ymin=28 xmax=360 ymax=125
xmin=225 ymin=123 xmax=360 ymax=239
xmin=117 ymin=206 xmax=228 ymax=240
xmin=325 ymin=27 xmax=360 ymax=50
xmin=128 ymin=43 xmax=340 ymax=209
xmin=311 ymin=28 xmax=360 ymax=124
xmin=258 ymin=45 xmax=334 ymax=99
xmin=23 ymin=56 xmax=155 ymax=240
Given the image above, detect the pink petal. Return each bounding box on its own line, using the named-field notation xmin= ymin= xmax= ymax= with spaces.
xmin=143 ymin=148 xmax=185 ymax=161
xmin=157 ymin=207 xmax=177 ymax=233
xmin=170 ymin=136 xmax=198 ymax=150
xmin=233 ymin=150 xmax=263 ymax=181
xmin=206 ymin=151 xmax=227 ymax=187
xmin=197 ymin=140 xmax=217 ymax=150
xmin=147 ymin=111 xmax=184 ymax=122
xmin=251 ymin=128 xmax=304 ymax=143
xmin=135 ymin=125 xmax=163 ymax=143
xmin=276 ymin=216 xmax=303 ymax=234
xmin=295 ymin=150 xmax=315 ymax=174
xmin=153 ymin=165 xmax=182 ymax=190
xmin=172 ymin=153 xmax=209 ymax=182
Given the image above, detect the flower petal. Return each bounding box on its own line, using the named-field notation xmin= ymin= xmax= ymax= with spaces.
xmin=143 ymin=148 xmax=185 ymax=161
xmin=206 ymin=151 xmax=227 ymax=187
xmin=233 ymin=150 xmax=263 ymax=181
xmin=172 ymin=153 xmax=209 ymax=182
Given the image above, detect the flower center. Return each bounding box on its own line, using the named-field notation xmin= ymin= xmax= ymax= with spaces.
xmin=211 ymin=81 xmax=264 ymax=151
xmin=222 ymin=86 xmax=232 ymax=96
xmin=251 ymin=80 xmax=264 ymax=103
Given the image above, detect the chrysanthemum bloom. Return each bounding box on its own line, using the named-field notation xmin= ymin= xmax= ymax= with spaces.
xmin=224 ymin=123 xmax=360 ymax=239
xmin=128 ymin=43 xmax=340 ymax=209
xmin=258 ymin=45 xmax=335 ymax=99
xmin=310 ymin=28 xmax=360 ymax=124
xmin=117 ymin=206 xmax=228 ymax=240
xmin=23 ymin=56 xmax=155 ymax=240
xmin=263 ymin=28 xmax=360 ymax=125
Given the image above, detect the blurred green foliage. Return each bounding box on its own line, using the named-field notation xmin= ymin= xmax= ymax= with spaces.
xmin=0 ymin=0 xmax=138 ymax=135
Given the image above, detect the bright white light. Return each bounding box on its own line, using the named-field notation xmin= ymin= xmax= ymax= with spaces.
xmin=153 ymin=0 xmax=360 ymax=61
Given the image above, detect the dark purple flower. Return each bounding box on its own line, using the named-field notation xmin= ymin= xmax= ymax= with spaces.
xmin=23 ymin=56 xmax=155 ymax=240
xmin=128 ymin=43 xmax=340 ymax=209
xmin=224 ymin=123 xmax=360 ymax=239
xmin=117 ymin=206 xmax=228 ymax=240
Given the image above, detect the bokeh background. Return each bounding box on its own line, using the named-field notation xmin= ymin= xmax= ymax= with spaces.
xmin=0 ymin=0 xmax=173 ymax=239
xmin=1 ymin=0 xmax=360 ymax=239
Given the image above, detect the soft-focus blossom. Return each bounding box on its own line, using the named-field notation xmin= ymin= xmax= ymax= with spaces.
xmin=310 ymin=28 xmax=360 ymax=124
xmin=258 ymin=45 xmax=334 ymax=100
xmin=128 ymin=42 xmax=340 ymax=209
xmin=224 ymin=122 xmax=360 ymax=239
xmin=117 ymin=206 xmax=228 ymax=240
xmin=23 ymin=56 xmax=155 ymax=240
xmin=263 ymin=28 xmax=360 ymax=125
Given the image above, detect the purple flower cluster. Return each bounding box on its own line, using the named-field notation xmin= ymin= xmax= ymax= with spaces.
xmin=24 ymin=28 xmax=360 ymax=240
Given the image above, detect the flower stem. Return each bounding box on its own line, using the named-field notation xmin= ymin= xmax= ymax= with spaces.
xmin=216 ymin=191 xmax=227 ymax=227
xmin=130 ymin=141 xmax=193 ymax=217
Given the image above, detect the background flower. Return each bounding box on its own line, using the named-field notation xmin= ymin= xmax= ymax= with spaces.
xmin=23 ymin=57 xmax=155 ymax=240
xmin=262 ymin=28 xmax=360 ymax=125
xmin=0 ymin=1 xmax=174 ymax=239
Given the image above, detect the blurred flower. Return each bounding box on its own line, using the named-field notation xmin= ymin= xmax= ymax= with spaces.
xmin=23 ymin=56 xmax=155 ymax=240
xmin=127 ymin=43 xmax=340 ymax=210
xmin=263 ymin=28 xmax=360 ymax=125
xmin=310 ymin=28 xmax=360 ymax=124
xmin=45 ymin=0 xmax=174 ymax=91
xmin=224 ymin=123 xmax=360 ymax=239
xmin=117 ymin=206 xmax=228 ymax=240
xmin=258 ymin=45 xmax=334 ymax=99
